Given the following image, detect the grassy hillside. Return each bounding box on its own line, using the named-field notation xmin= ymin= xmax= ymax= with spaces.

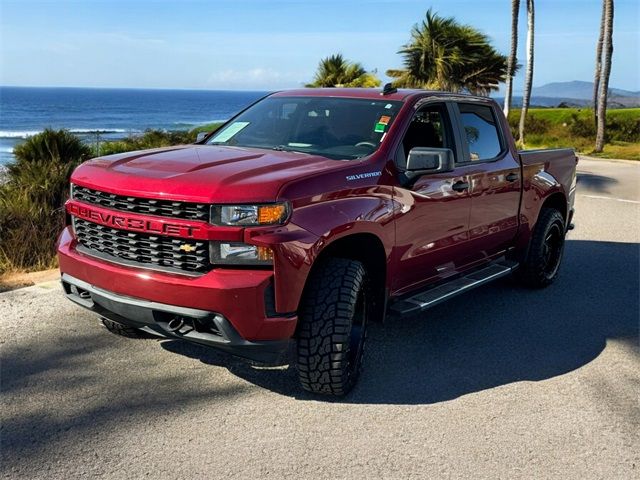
xmin=508 ymin=108 xmax=639 ymax=160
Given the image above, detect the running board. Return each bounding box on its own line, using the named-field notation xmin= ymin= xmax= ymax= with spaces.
xmin=389 ymin=260 xmax=518 ymax=316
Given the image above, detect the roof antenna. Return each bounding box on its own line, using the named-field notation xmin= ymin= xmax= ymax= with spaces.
xmin=381 ymin=83 xmax=397 ymax=95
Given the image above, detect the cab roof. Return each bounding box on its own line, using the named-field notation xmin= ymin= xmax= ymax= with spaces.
xmin=269 ymin=88 xmax=492 ymax=104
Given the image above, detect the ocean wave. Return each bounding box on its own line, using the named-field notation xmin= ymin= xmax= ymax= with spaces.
xmin=0 ymin=147 xmax=14 ymax=153
xmin=0 ymin=130 xmax=41 ymax=138
xmin=69 ymin=128 xmax=132 ymax=134
xmin=172 ymin=120 xmax=227 ymax=127
xmin=0 ymin=128 xmax=137 ymax=139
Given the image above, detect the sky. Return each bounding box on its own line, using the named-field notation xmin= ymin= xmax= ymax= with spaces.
xmin=0 ymin=0 xmax=638 ymax=91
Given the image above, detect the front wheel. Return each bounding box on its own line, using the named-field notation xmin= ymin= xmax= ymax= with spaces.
xmin=296 ymin=258 xmax=369 ymax=396
xmin=517 ymin=208 xmax=566 ymax=288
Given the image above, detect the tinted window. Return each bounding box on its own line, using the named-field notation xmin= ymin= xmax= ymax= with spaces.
xmin=458 ymin=104 xmax=502 ymax=161
xmin=397 ymin=106 xmax=449 ymax=169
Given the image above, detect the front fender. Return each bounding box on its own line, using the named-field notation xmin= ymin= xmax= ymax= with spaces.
xmin=245 ymin=191 xmax=395 ymax=313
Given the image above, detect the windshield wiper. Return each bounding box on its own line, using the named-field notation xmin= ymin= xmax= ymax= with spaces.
xmin=272 ymin=145 xmax=308 ymax=154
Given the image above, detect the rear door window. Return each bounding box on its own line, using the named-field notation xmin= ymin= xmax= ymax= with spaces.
xmin=457 ymin=103 xmax=503 ymax=162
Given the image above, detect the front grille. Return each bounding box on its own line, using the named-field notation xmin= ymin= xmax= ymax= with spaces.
xmin=72 ymin=185 xmax=209 ymax=222
xmin=74 ymin=218 xmax=210 ymax=274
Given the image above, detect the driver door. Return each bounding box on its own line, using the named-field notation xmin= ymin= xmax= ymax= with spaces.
xmin=391 ymin=102 xmax=473 ymax=294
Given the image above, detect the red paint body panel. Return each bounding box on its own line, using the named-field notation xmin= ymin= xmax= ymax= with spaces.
xmin=58 ymin=88 xmax=577 ymax=345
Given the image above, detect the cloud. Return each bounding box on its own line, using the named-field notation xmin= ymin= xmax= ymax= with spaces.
xmin=206 ymin=67 xmax=305 ymax=89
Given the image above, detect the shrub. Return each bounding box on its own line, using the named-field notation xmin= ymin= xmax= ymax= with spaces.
xmin=507 ymin=113 xmax=551 ymax=140
xmin=98 ymin=124 xmax=222 ymax=156
xmin=607 ymin=116 xmax=640 ymax=143
xmin=0 ymin=129 xmax=91 ymax=273
xmin=568 ymin=113 xmax=596 ymax=138
xmin=98 ymin=129 xmax=195 ymax=156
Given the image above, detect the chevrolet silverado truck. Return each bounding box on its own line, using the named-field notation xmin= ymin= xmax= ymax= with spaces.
xmin=58 ymin=86 xmax=577 ymax=396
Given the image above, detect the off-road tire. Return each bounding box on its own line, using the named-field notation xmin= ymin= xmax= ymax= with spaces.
xmin=101 ymin=318 xmax=148 ymax=338
xmin=517 ymin=208 xmax=566 ymax=288
xmin=296 ymin=258 xmax=369 ymax=396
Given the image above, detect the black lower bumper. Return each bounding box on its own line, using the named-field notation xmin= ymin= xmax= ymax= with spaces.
xmin=61 ymin=273 xmax=290 ymax=364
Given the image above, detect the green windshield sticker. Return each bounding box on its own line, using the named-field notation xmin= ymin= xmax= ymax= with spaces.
xmin=213 ymin=122 xmax=250 ymax=142
xmin=374 ymin=122 xmax=386 ymax=133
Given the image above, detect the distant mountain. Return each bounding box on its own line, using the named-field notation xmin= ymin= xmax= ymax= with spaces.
xmin=495 ymin=81 xmax=640 ymax=108
xmin=531 ymin=81 xmax=639 ymax=100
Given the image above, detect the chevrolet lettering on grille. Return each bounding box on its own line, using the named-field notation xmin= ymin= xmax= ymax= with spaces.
xmin=68 ymin=203 xmax=201 ymax=238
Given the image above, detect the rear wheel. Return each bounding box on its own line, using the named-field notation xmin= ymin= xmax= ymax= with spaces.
xmin=296 ymin=258 xmax=369 ymax=396
xmin=517 ymin=208 xmax=566 ymax=288
xmin=101 ymin=318 xmax=149 ymax=338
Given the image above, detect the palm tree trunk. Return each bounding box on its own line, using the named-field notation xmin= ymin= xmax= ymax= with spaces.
xmin=595 ymin=0 xmax=614 ymax=153
xmin=518 ymin=0 xmax=535 ymax=146
xmin=503 ymin=0 xmax=521 ymax=118
xmin=593 ymin=1 xmax=606 ymax=125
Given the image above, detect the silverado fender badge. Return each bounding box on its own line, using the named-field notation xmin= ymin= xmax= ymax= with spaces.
xmin=346 ymin=171 xmax=382 ymax=181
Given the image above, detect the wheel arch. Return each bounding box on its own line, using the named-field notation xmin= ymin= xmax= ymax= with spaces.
xmin=540 ymin=190 xmax=568 ymax=222
xmin=301 ymin=232 xmax=388 ymax=324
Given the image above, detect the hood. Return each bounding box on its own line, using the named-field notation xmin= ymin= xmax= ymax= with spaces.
xmin=71 ymin=145 xmax=347 ymax=203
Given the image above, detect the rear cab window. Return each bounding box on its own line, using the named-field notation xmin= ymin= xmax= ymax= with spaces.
xmin=456 ymin=103 xmax=504 ymax=162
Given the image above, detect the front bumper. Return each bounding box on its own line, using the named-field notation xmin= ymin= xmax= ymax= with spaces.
xmin=57 ymin=227 xmax=297 ymax=358
xmin=62 ymin=273 xmax=289 ymax=364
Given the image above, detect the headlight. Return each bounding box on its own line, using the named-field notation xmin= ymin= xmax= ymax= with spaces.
xmin=210 ymin=242 xmax=273 ymax=266
xmin=210 ymin=203 xmax=289 ymax=226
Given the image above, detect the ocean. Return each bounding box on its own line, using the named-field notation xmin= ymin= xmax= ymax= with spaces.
xmin=0 ymin=87 xmax=267 ymax=165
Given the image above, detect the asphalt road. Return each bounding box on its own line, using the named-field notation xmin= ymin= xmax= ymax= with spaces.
xmin=1 ymin=157 xmax=638 ymax=479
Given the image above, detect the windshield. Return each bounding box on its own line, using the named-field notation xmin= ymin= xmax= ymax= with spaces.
xmin=206 ymin=96 xmax=403 ymax=160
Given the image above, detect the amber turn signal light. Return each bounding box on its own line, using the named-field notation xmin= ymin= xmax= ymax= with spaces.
xmin=257 ymin=204 xmax=287 ymax=225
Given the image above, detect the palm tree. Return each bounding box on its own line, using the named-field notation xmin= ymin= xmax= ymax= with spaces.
xmin=306 ymin=54 xmax=381 ymax=88
xmin=518 ymin=0 xmax=535 ymax=146
xmin=592 ymin=0 xmax=606 ymax=125
xmin=386 ymin=9 xmax=509 ymax=95
xmin=595 ymin=0 xmax=614 ymax=153
xmin=503 ymin=0 xmax=521 ymax=117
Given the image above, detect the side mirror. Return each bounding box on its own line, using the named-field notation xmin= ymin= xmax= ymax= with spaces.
xmin=406 ymin=147 xmax=454 ymax=176
xmin=196 ymin=131 xmax=210 ymax=143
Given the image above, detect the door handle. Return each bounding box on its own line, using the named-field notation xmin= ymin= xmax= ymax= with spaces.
xmin=506 ymin=172 xmax=519 ymax=182
xmin=452 ymin=181 xmax=470 ymax=192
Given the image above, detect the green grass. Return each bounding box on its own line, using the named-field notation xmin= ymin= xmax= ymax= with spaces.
xmin=508 ymin=108 xmax=640 ymax=160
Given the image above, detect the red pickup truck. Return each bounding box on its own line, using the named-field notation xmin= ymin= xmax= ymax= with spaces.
xmin=58 ymin=87 xmax=577 ymax=396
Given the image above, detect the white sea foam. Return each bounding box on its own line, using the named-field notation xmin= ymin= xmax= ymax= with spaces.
xmin=0 ymin=128 xmax=136 ymax=139
xmin=0 ymin=147 xmax=14 ymax=153
xmin=69 ymin=128 xmax=131 ymax=134
xmin=0 ymin=131 xmax=41 ymax=139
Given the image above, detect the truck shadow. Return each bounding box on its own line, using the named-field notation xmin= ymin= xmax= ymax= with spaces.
xmin=576 ymin=172 xmax=619 ymax=194
xmin=161 ymin=239 xmax=639 ymax=405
